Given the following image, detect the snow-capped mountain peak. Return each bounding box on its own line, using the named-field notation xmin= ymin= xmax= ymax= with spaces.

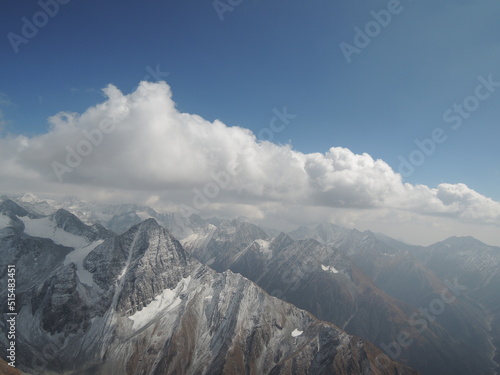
xmin=20 ymin=192 xmax=43 ymax=203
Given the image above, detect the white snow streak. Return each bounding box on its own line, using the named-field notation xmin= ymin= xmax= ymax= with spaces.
xmin=291 ymin=329 xmax=303 ymax=337
xmin=21 ymin=216 xmax=89 ymax=248
xmin=112 ymin=227 xmax=140 ymax=310
xmin=255 ymin=239 xmax=272 ymax=256
xmin=321 ymin=264 xmax=339 ymax=274
xmin=0 ymin=214 xmax=11 ymax=229
xmin=64 ymin=240 xmax=104 ymax=287
xmin=20 ymin=192 xmax=43 ymax=203
xmin=128 ymin=276 xmax=192 ymax=330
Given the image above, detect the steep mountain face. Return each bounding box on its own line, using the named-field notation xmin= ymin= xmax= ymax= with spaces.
xmin=296 ymin=223 xmax=500 ymax=374
xmin=3 ymin=194 xmax=497 ymax=374
xmin=183 ymin=218 xmax=269 ymax=272
xmin=101 ymin=205 xmax=196 ymax=236
xmin=231 ymin=233 xmax=402 ymax=335
xmin=187 ymin=221 xmax=496 ymax=375
xmin=12 ymin=193 xmax=57 ymax=216
xmin=48 ymin=209 xmax=114 ymax=242
xmin=289 ymin=223 xmax=355 ymax=250
xmin=289 ymin=224 xmax=402 ymax=283
xmin=291 ymin=223 xmax=492 ymax=304
xmin=413 ymin=237 xmax=500 ymax=306
xmin=191 ymin=227 xmax=491 ymax=374
xmin=0 ymin=199 xmax=40 ymax=220
xmin=0 ymin=206 xmax=416 ymax=374
xmin=0 ymin=202 xmax=113 ymax=295
xmin=410 ymin=236 xmax=500 ymax=373
xmin=8 ymin=193 xmax=170 ymax=231
xmin=0 ymin=199 xmax=112 ymax=243
xmin=9 ymin=193 xmax=211 ymax=241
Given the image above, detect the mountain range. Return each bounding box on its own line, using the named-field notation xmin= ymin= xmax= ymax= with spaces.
xmin=0 ymin=192 xmax=499 ymax=374
xmin=0 ymin=195 xmax=416 ymax=374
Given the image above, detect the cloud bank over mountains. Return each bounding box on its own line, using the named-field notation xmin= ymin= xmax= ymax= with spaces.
xmin=1 ymin=81 xmax=498 ymax=245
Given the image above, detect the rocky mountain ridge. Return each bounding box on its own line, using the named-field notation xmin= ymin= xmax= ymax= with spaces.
xmin=0 ymin=199 xmax=417 ymax=374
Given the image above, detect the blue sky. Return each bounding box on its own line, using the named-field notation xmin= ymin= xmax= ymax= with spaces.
xmin=1 ymin=0 xmax=499 ymax=244
xmin=1 ymin=0 xmax=499 ymax=198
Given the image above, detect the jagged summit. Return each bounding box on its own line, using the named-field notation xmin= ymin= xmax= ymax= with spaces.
xmin=270 ymin=231 xmax=294 ymax=249
xmin=1 ymin=194 xmax=498 ymax=375
xmin=20 ymin=192 xmax=43 ymax=203
xmin=0 ymin=208 xmax=417 ymax=374
xmin=49 ymin=208 xmax=85 ymax=227
xmin=83 ymin=217 xmax=195 ymax=316
xmin=45 ymin=208 xmax=113 ymax=242
xmin=437 ymin=235 xmax=494 ymax=248
xmin=129 ymin=216 xmax=161 ymax=230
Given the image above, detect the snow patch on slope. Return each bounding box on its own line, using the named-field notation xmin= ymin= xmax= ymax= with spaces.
xmin=181 ymin=225 xmax=215 ymax=248
xmin=21 ymin=216 xmax=90 ymax=248
xmin=0 ymin=214 xmax=11 ymax=229
xmin=255 ymin=239 xmax=271 ymax=256
xmin=321 ymin=264 xmax=339 ymax=274
xmin=291 ymin=329 xmax=303 ymax=337
xmin=64 ymin=240 xmax=104 ymax=287
xmin=128 ymin=276 xmax=192 ymax=330
xmin=20 ymin=192 xmax=43 ymax=203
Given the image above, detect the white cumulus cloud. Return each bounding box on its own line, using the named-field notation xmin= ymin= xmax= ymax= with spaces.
xmin=0 ymin=81 xmax=498 ymax=245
